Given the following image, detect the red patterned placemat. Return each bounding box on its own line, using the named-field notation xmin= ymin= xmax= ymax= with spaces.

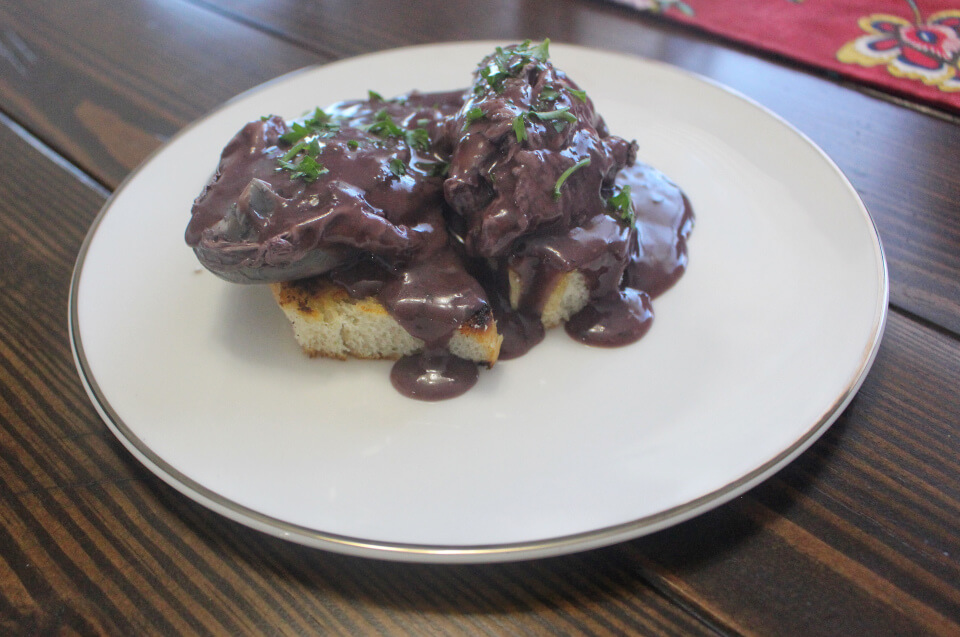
xmin=607 ymin=0 xmax=960 ymax=114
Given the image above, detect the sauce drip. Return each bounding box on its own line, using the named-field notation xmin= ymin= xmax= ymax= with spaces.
xmin=390 ymin=350 xmax=479 ymax=401
xmin=565 ymin=289 xmax=654 ymax=347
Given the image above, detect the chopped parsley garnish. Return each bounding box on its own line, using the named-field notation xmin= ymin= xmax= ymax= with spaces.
xmin=280 ymin=140 xmax=307 ymax=162
xmin=279 ymin=108 xmax=339 ymax=144
xmin=553 ymin=158 xmax=590 ymax=199
xmin=362 ymin=111 xmax=430 ymax=151
xmin=512 ymin=102 xmax=578 ymax=141
xmin=279 ymin=122 xmax=313 ymax=145
xmin=533 ymin=107 xmax=578 ymax=133
xmin=533 ymin=107 xmax=577 ymax=123
xmin=539 ymin=86 xmax=560 ymax=103
xmin=365 ymin=109 xmax=405 ymax=138
xmin=307 ymin=107 xmax=334 ymax=125
xmin=463 ymin=106 xmax=485 ymax=130
xmin=607 ymin=185 xmax=636 ymax=225
xmin=415 ymin=160 xmax=450 ymax=177
xmin=527 ymin=38 xmax=550 ymax=61
xmin=289 ymin=155 xmax=328 ymax=182
xmin=477 ymin=49 xmax=515 ymax=94
xmin=278 ymin=154 xmax=328 ymax=182
xmin=405 ymin=127 xmax=431 ymax=152
xmin=512 ymin=113 xmax=528 ymax=142
xmin=347 ymin=139 xmax=359 ymax=150
xmin=473 ymin=39 xmax=552 ymax=95
xmin=277 ymin=137 xmax=329 ymax=182
xmin=368 ymin=89 xmax=385 ymax=101
xmin=536 ymin=85 xmax=586 ymax=114
xmin=389 ymin=157 xmax=406 ymax=176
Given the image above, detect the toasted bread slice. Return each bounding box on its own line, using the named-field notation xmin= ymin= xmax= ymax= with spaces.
xmin=271 ymin=278 xmax=502 ymax=365
xmin=507 ymin=269 xmax=590 ymax=328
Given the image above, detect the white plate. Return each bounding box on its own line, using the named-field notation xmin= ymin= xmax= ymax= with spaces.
xmin=69 ymin=42 xmax=887 ymax=563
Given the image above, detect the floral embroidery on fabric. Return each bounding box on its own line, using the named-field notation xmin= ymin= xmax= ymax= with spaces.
xmin=837 ymin=6 xmax=960 ymax=92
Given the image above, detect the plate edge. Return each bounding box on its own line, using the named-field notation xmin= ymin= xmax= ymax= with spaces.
xmin=67 ymin=41 xmax=891 ymax=564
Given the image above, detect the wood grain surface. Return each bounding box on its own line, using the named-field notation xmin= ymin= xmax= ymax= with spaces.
xmin=1 ymin=0 xmax=958 ymax=634
xmin=193 ymin=0 xmax=960 ymax=333
xmin=4 ymin=0 xmax=958 ymax=334
xmin=0 ymin=0 xmax=326 ymax=188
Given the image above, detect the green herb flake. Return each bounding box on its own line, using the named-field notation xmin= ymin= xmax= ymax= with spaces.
xmin=347 ymin=139 xmax=359 ymax=150
xmin=305 ymin=107 xmax=331 ymax=125
xmin=534 ymin=107 xmax=577 ymax=123
xmin=405 ymin=127 xmax=431 ymax=152
xmin=365 ymin=109 xmax=404 ymax=138
xmin=276 ymin=131 xmax=331 ymax=182
xmin=280 ymin=140 xmax=308 ymax=162
xmin=528 ymin=38 xmax=550 ymax=61
xmin=368 ymin=90 xmax=385 ymax=101
xmin=473 ymin=39 xmax=552 ymax=95
xmin=463 ymin=106 xmax=485 ymax=130
xmin=512 ymin=113 xmax=527 ymax=142
xmin=415 ymin=160 xmax=450 ymax=177
xmin=478 ymin=63 xmax=510 ymax=94
xmin=568 ymin=88 xmax=587 ymax=102
xmin=539 ymin=86 xmax=560 ymax=103
xmin=607 ymin=185 xmax=636 ymax=225
xmin=294 ymin=155 xmax=328 ymax=182
xmin=279 ymin=154 xmax=328 ymax=183
xmin=389 ymin=157 xmax=406 ymax=177
xmin=533 ymin=107 xmax=578 ymax=133
xmin=279 ymin=122 xmax=311 ymax=145
xmin=279 ymin=108 xmax=339 ymax=145
xmin=553 ymin=158 xmax=591 ymax=199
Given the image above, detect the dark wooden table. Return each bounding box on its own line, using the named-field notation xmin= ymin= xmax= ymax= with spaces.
xmin=2 ymin=1 xmax=959 ymax=634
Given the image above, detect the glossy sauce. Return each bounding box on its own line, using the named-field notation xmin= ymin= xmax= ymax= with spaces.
xmin=186 ymin=43 xmax=693 ymax=400
xmin=390 ymin=349 xmax=479 ymax=401
xmin=565 ymin=288 xmax=654 ymax=347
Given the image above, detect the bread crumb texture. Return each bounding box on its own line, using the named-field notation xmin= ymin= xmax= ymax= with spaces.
xmin=271 ymin=279 xmax=502 ymax=365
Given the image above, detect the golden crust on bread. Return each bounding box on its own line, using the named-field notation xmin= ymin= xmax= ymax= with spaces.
xmin=271 ymin=265 xmax=592 ymax=367
xmin=271 ymin=278 xmax=502 ymax=366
